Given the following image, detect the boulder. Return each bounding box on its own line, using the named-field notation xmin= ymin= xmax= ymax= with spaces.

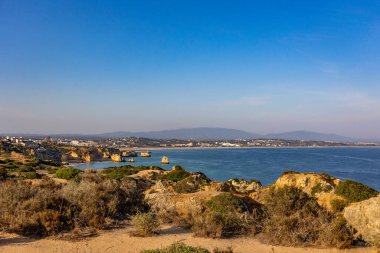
xmin=228 ymin=178 xmax=262 ymax=194
xmin=343 ymin=194 xmax=380 ymax=244
xmin=110 ymin=153 xmax=122 ymax=162
xmin=274 ymin=172 xmax=338 ymax=195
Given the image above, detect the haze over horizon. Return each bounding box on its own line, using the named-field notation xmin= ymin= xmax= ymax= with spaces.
xmin=1 ymin=1 xmax=380 ymax=138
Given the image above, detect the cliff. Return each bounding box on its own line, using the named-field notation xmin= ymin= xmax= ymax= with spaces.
xmin=344 ymin=195 xmax=380 ymax=245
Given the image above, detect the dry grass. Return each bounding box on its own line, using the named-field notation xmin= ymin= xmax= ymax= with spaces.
xmin=192 ymin=193 xmax=267 ymax=238
xmin=260 ymin=186 xmax=353 ymax=249
xmin=131 ymin=212 xmax=160 ymax=237
xmin=0 ymin=175 xmax=146 ymax=237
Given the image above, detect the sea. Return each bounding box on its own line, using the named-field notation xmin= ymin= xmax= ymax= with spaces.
xmin=71 ymin=147 xmax=380 ymax=191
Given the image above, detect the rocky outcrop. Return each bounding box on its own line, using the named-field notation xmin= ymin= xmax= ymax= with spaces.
xmin=35 ymin=147 xmax=62 ymax=165
xmin=81 ymin=148 xmax=102 ymax=163
xmin=173 ymin=173 xmax=212 ymax=193
xmin=274 ymin=172 xmax=338 ymax=195
xmin=69 ymin=151 xmax=79 ymax=158
xmin=203 ymin=182 xmax=232 ymax=192
xmin=248 ymin=173 xmax=344 ymax=210
xmin=228 ymin=178 xmax=262 ymax=194
xmin=111 ymin=153 xmax=122 ymax=162
xmin=344 ymin=194 xmax=380 ymax=244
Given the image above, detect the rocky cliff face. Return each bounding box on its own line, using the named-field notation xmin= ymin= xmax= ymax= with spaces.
xmin=81 ymin=148 xmax=102 ymax=163
xmin=344 ymin=195 xmax=380 ymax=245
xmin=250 ymin=172 xmax=343 ymax=210
xmin=274 ymin=172 xmax=339 ymax=195
xmin=35 ymin=147 xmax=62 ymax=165
xmin=111 ymin=153 xmax=122 ymax=162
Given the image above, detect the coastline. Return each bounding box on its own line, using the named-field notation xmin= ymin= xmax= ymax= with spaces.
xmin=129 ymin=145 xmax=380 ymax=151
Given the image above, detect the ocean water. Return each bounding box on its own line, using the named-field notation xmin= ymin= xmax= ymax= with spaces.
xmin=72 ymin=148 xmax=380 ymax=191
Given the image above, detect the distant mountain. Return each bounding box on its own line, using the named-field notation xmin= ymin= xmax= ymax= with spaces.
xmin=2 ymin=128 xmax=374 ymax=143
xmin=100 ymin=127 xmax=260 ymax=140
xmin=263 ymin=131 xmax=356 ymax=142
xmin=99 ymin=128 xmax=359 ymax=142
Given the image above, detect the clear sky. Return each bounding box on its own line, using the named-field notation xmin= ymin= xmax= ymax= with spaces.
xmin=0 ymin=1 xmax=379 ymax=138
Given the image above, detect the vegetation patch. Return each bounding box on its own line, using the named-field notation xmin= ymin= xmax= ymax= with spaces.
xmin=192 ymin=192 xmax=266 ymax=238
xmin=331 ymin=198 xmax=349 ymax=212
xmin=102 ymin=165 xmax=155 ymax=180
xmin=0 ymin=175 xmax=146 ymax=237
xmin=311 ymin=183 xmax=333 ymax=196
xmin=161 ymin=166 xmax=191 ymax=182
xmin=173 ymin=173 xmax=211 ymax=193
xmin=260 ymin=186 xmax=353 ymax=248
xmin=141 ymin=243 xmax=210 ymax=253
xmin=131 ymin=212 xmax=160 ymax=237
xmin=55 ymin=167 xmax=82 ymax=180
xmin=281 ymin=170 xmax=300 ymax=176
xmin=335 ymin=180 xmax=378 ymax=203
xmin=0 ymin=167 xmax=8 ymax=180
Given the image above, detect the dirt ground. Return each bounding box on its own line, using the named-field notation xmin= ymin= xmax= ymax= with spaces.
xmin=0 ymin=226 xmax=377 ymax=253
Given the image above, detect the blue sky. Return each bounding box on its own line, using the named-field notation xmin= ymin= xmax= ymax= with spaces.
xmin=0 ymin=0 xmax=380 ymax=138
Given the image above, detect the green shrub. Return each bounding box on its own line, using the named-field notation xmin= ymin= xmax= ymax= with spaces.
xmin=281 ymin=170 xmax=300 ymax=176
xmin=102 ymin=167 xmax=133 ymax=180
xmin=21 ymin=171 xmax=41 ymax=179
xmin=55 ymin=167 xmax=82 ymax=180
xmin=0 ymin=168 xmax=8 ymax=180
xmin=331 ymin=199 xmax=349 ymax=212
xmin=141 ymin=243 xmax=209 ymax=253
xmin=13 ymin=167 xmax=36 ymax=173
xmin=311 ymin=183 xmax=333 ymax=196
xmin=192 ymin=193 xmax=266 ymax=238
xmin=335 ymin=180 xmax=378 ymax=203
xmin=47 ymin=167 xmax=59 ymax=174
xmin=102 ymin=165 xmax=154 ymax=180
xmin=23 ymin=161 xmax=40 ymax=167
xmin=173 ymin=173 xmax=211 ymax=193
xmin=161 ymin=166 xmax=190 ymax=182
xmin=131 ymin=212 xmax=160 ymax=237
xmin=261 ymin=186 xmax=353 ymax=248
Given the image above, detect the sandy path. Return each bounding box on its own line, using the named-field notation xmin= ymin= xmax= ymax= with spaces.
xmin=0 ymin=227 xmax=376 ymax=253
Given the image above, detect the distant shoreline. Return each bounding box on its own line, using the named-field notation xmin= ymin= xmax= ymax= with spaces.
xmin=129 ymin=145 xmax=380 ymax=151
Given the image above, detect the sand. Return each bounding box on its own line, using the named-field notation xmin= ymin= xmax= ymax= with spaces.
xmin=0 ymin=226 xmax=377 ymax=253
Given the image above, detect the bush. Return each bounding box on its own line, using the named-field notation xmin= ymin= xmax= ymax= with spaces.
xmin=47 ymin=167 xmax=59 ymax=174
xmin=281 ymin=170 xmax=300 ymax=176
xmin=311 ymin=183 xmax=333 ymax=196
xmin=161 ymin=166 xmax=190 ymax=182
xmin=192 ymin=193 xmax=266 ymax=238
xmin=173 ymin=173 xmax=211 ymax=193
xmin=63 ymin=177 xmax=146 ymax=228
xmin=141 ymin=243 xmax=210 ymax=253
xmin=335 ymin=180 xmax=378 ymax=203
xmin=102 ymin=165 xmax=153 ymax=180
xmin=331 ymin=198 xmax=349 ymax=212
xmin=21 ymin=171 xmax=41 ymax=179
xmin=0 ymin=179 xmax=71 ymax=236
xmin=0 ymin=176 xmax=146 ymax=237
xmin=102 ymin=167 xmax=133 ymax=180
xmin=55 ymin=167 xmax=82 ymax=180
xmin=261 ymin=186 xmax=353 ymax=248
xmin=0 ymin=167 xmax=8 ymax=180
xmin=131 ymin=212 xmax=160 ymax=237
